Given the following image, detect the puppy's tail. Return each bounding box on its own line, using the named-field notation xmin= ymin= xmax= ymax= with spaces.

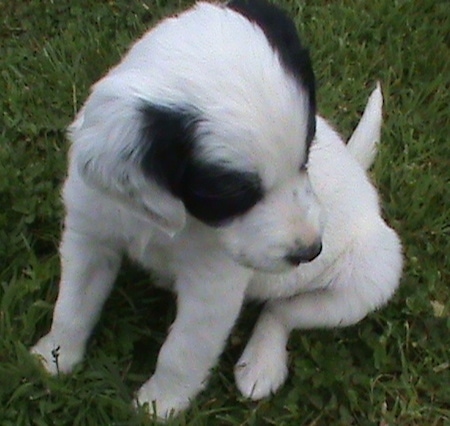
xmin=347 ymin=82 xmax=383 ymax=171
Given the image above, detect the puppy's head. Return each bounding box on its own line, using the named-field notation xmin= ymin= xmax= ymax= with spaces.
xmin=138 ymin=101 xmax=323 ymax=272
xmin=138 ymin=1 xmax=323 ymax=272
xmin=74 ymin=0 xmax=323 ymax=272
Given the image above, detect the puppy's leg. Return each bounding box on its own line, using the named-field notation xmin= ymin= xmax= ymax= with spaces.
xmin=235 ymin=286 xmax=371 ymax=400
xmin=136 ymin=251 xmax=251 ymax=419
xmin=31 ymin=228 xmax=121 ymax=374
xmin=235 ymin=308 xmax=290 ymax=400
xmin=236 ymin=259 xmax=400 ymax=400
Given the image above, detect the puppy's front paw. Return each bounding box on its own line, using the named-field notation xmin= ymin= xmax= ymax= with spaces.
xmin=234 ymin=336 xmax=288 ymax=400
xmin=31 ymin=333 xmax=84 ymax=375
xmin=136 ymin=376 xmax=191 ymax=420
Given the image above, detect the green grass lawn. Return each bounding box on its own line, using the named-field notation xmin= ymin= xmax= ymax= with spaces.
xmin=1 ymin=0 xmax=449 ymax=424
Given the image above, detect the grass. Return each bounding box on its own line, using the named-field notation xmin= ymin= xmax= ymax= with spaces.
xmin=1 ymin=0 xmax=449 ymax=424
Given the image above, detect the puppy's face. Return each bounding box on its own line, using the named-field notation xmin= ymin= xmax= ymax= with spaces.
xmin=140 ymin=88 xmax=323 ymax=272
xmin=198 ymin=118 xmax=323 ymax=273
xmin=134 ymin=1 xmax=323 ymax=273
xmin=217 ymin=171 xmax=323 ymax=273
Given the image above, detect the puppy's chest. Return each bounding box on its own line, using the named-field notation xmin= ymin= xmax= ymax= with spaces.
xmin=123 ymin=222 xmax=174 ymax=275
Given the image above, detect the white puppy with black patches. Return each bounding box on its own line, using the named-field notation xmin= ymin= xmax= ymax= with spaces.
xmin=31 ymin=0 xmax=402 ymax=419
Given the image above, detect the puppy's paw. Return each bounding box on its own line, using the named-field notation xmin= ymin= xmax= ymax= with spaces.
xmin=136 ymin=376 xmax=191 ymax=421
xmin=31 ymin=334 xmax=84 ymax=375
xmin=234 ymin=336 xmax=288 ymax=400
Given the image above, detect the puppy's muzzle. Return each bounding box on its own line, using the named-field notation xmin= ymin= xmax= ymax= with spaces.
xmin=285 ymin=240 xmax=322 ymax=266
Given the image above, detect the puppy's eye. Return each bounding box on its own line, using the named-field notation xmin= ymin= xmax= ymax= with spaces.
xmin=181 ymin=163 xmax=263 ymax=226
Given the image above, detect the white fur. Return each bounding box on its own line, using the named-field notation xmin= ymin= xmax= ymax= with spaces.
xmin=31 ymin=2 xmax=402 ymax=420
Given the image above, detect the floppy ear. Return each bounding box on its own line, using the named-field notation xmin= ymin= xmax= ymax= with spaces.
xmin=68 ymin=83 xmax=187 ymax=237
xmin=347 ymin=82 xmax=383 ymax=171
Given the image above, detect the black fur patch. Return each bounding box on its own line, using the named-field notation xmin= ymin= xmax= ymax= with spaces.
xmin=140 ymin=104 xmax=197 ymax=194
xmin=140 ymin=105 xmax=264 ymax=226
xmin=181 ymin=162 xmax=263 ymax=226
xmin=228 ymin=0 xmax=316 ymax=152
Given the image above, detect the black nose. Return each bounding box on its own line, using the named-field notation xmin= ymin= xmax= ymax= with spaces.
xmin=285 ymin=241 xmax=322 ymax=266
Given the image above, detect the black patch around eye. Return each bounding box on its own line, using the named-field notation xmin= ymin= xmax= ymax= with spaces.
xmin=228 ymin=0 xmax=316 ymax=151
xmin=181 ymin=163 xmax=264 ymax=226
xmin=139 ymin=104 xmax=264 ymax=226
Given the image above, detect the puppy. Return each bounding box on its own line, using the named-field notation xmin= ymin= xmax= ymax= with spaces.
xmin=31 ymin=0 xmax=402 ymax=419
